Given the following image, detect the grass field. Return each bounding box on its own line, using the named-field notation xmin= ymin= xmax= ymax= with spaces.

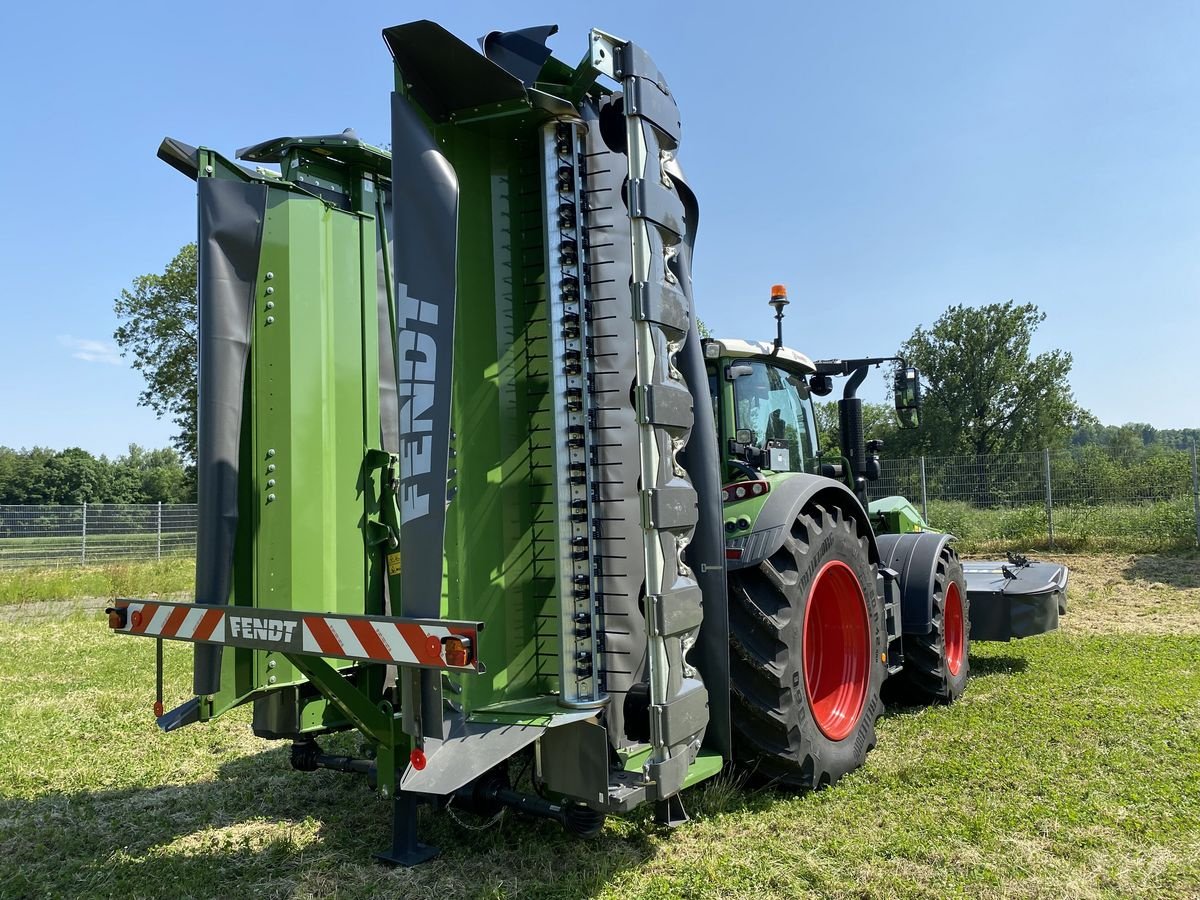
xmin=927 ymin=499 xmax=1198 ymax=554
xmin=0 ymin=531 xmax=196 ymax=568
xmin=0 ymin=557 xmax=194 ymax=606
xmin=1 ymin=554 xmax=1198 ymax=898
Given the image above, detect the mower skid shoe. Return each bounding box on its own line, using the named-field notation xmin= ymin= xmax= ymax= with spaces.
xmin=374 ymin=793 xmax=439 ymax=867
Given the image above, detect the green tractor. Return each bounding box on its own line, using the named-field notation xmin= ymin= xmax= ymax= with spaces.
xmin=704 ymin=296 xmax=971 ymax=788
xmin=107 ymin=20 xmax=1061 ymax=864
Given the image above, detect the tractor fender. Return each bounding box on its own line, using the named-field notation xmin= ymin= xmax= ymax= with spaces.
xmin=727 ymin=474 xmax=879 ymax=571
xmin=874 ymin=531 xmax=956 ymax=636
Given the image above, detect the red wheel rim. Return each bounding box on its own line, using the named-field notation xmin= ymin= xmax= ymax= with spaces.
xmin=802 ymin=560 xmax=871 ymax=741
xmin=944 ymin=581 xmax=965 ymax=677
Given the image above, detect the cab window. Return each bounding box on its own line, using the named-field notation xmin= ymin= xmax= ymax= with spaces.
xmin=732 ymin=361 xmax=818 ymax=472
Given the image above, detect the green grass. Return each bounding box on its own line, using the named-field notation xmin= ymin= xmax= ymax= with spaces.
xmin=928 ymin=498 xmax=1198 ymax=553
xmin=0 ymin=557 xmax=194 ymax=605
xmin=0 ymin=532 xmax=195 ymax=567
xmin=1 ymin=609 xmax=1197 ymax=898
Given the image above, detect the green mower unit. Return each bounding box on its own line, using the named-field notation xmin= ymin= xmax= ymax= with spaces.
xmin=107 ymin=20 xmax=1062 ymax=865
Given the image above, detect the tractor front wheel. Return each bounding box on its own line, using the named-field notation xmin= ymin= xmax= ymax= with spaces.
xmin=892 ymin=545 xmax=970 ymax=704
xmin=728 ymin=503 xmax=887 ymax=788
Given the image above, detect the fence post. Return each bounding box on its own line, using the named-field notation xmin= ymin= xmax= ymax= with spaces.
xmin=157 ymin=501 xmax=163 ymax=561
xmin=81 ymin=502 xmax=88 ymax=564
xmin=1191 ymin=440 xmax=1200 ymax=550
xmin=918 ymin=456 xmax=928 ymax=523
xmin=1043 ymin=449 xmax=1054 ymax=550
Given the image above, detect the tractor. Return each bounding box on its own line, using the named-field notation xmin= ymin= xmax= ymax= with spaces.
xmin=107 ymin=20 xmax=1063 ymax=864
xmin=703 ymin=313 xmax=972 ymax=789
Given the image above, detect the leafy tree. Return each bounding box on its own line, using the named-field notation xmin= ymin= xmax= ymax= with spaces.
xmin=113 ymin=244 xmax=198 ymax=461
xmin=814 ymin=401 xmax=899 ymax=455
xmin=1070 ymin=421 xmax=1200 ymax=453
xmin=0 ymin=445 xmax=192 ymax=504
xmin=112 ymin=445 xmax=191 ymax=503
xmin=895 ymin=301 xmax=1080 ymax=456
xmin=0 ymin=447 xmax=54 ymax=504
xmin=40 ymin=448 xmax=111 ymax=504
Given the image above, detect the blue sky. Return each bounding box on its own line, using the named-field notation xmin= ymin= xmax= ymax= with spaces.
xmin=1 ymin=1 xmax=1197 ymax=457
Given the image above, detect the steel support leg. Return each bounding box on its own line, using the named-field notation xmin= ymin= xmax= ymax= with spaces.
xmin=654 ymin=793 xmax=688 ymax=828
xmin=374 ymin=792 xmax=438 ymax=867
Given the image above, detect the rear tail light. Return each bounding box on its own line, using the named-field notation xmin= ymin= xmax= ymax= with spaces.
xmin=722 ymin=480 xmax=770 ymax=503
xmin=442 ymin=635 xmax=473 ymax=668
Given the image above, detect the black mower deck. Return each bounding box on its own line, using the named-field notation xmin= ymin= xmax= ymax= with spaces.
xmin=963 ymin=558 xmax=1067 ymax=642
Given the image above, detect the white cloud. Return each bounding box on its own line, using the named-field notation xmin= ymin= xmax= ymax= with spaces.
xmin=58 ymin=335 xmax=122 ymax=366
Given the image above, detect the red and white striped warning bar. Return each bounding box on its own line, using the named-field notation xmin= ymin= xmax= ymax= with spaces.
xmin=301 ymin=616 xmax=473 ymax=670
xmin=115 ymin=601 xmax=227 ymax=643
xmin=107 ymin=600 xmax=483 ymax=672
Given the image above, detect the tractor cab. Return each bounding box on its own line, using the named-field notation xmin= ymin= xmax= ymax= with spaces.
xmin=703 ymin=337 xmax=820 ymax=479
xmin=702 ymin=284 xmax=925 ymax=513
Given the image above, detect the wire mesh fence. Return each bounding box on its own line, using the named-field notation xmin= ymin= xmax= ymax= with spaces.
xmin=0 ymin=504 xmax=198 ymax=569
xmin=869 ymin=443 xmax=1200 ymax=552
xmin=0 ymin=444 xmax=1196 ymax=566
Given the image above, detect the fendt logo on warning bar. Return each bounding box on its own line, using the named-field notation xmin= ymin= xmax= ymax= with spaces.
xmin=228 ymin=615 xmax=299 ymax=644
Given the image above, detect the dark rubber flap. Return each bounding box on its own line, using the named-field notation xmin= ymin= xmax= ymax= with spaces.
xmin=538 ymin=720 xmax=610 ymax=802
xmin=632 ymin=280 xmax=689 ymax=335
xmin=627 ymin=78 xmax=679 ymax=142
xmin=653 ymin=683 xmax=708 ymax=747
xmin=653 ymin=585 xmax=704 ymax=636
xmin=640 ymin=382 xmax=693 ymax=429
xmin=630 ymin=179 xmax=684 ymax=240
xmin=390 ymin=93 xmax=459 ymax=617
xmin=193 ymin=177 xmax=267 ymax=695
xmin=383 ymin=20 xmax=527 ymax=122
xmin=646 ymin=486 xmax=699 ymax=529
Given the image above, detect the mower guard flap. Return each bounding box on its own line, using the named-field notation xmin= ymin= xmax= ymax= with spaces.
xmin=400 ymin=721 xmax=544 ymax=795
xmin=964 ymin=559 xmax=1067 ymax=641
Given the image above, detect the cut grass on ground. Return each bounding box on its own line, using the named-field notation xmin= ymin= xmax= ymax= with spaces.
xmin=1 ymin=556 xmax=1198 ymax=898
xmin=0 ymin=557 xmax=194 ymax=606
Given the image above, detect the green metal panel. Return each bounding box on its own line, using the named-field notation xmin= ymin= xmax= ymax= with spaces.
xmin=869 ymin=495 xmax=929 ymax=534
xmin=620 ymin=747 xmax=725 ymax=791
xmin=438 ymin=123 xmax=559 ymax=713
xmin=252 ymin=191 xmax=381 ymax=685
xmin=206 ymin=171 xmax=384 ymax=717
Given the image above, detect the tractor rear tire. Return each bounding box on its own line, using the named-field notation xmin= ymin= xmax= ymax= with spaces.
xmin=728 ymin=503 xmax=887 ymax=789
xmin=892 ymin=545 xmax=969 ymax=704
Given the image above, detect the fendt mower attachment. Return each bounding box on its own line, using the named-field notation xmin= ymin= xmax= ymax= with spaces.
xmin=110 ymin=21 xmax=726 ymax=864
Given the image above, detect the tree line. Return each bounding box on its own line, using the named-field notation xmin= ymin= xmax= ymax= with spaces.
xmin=103 ymin=245 xmax=1195 ymax=482
xmin=812 ymin=301 xmax=1195 ymax=461
xmin=816 ymin=400 xmax=1199 ymax=462
xmin=0 ymin=445 xmax=192 ymax=505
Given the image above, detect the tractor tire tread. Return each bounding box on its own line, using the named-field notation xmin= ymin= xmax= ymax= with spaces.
xmin=727 ymin=502 xmax=886 ymax=790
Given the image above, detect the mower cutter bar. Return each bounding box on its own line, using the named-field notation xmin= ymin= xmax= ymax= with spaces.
xmin=106 ymin=599 xmax=485 ymax=673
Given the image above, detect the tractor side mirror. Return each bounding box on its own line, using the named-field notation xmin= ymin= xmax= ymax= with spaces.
xmin=808 ymin=373 xmax=833 ymax=397
xmin=894 ymin=366 xmax=922 ymax=429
